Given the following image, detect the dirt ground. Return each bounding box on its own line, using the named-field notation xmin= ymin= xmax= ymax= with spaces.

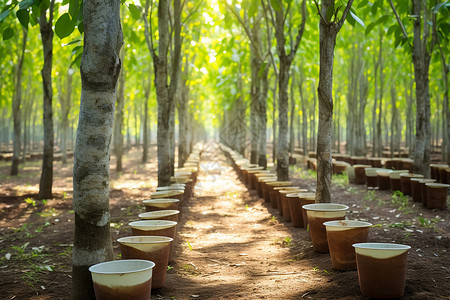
xmin=0 ymin=142 xmax=449 ymax=299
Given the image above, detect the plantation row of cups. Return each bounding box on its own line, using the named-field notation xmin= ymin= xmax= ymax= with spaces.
xmin=88 ymin=144 xmax=204 ymax=299
xmin=357 ymin=166 xmax=449 ymax=210
xmin=219 ymin=143 xmax=411 ymax=299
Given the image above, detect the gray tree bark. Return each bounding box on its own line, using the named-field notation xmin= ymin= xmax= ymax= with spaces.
xmin=299 ymin=72 xmax=308 ymax=156
xmin=142 ymin=77 xmax=151 ymax=163
xmin=412 ymin=0 xmax=434 ymax=177
xmin=10 ymin=28 xmax=27 ymax=176
xmin=58 ymin=69 xmax=73 ymax=165
xmin=437 ymin=35 xmax=449 ymax=163
xmin=113 ymin=49 xmax=125 ymax=172
xmin=273 ymin=0 xmax=306 ymax=181
xmin=38 ymin=0 xmax=55 ymax=199
xmin=316 ymin=0 xmax=354 ymax=203
xmin=375 ymin=30 xmax=384 ymax=157
xmin=72 ymin=0 xmax=123 ymax=298
xmin=178 ymin=56 xmax=190 ymax=167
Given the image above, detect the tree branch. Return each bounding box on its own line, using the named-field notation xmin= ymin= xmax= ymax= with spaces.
xmin=183 ymin=1 xmax=203 ymax=24
xmin=388 ymin=0 xmax=408 ymax=39
xmin=336 ymin=0 xmax=354 ymax=31
xmin=313 ymin=0 xmax=327 ymax=25
xmin=288 ymin=0 xmax=307 ymax=61
xmin=143 ymin=0 xmax=156 ymax=60
xmin=261 ymin=0 xmax=278 ymax=75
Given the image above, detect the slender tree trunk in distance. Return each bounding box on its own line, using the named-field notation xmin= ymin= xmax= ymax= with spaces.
xmin=299 ymin=73 xmax=308 ymax=156
xmin=273 ymin=0 xmax=306 ymax=180
xmin=10 ymin=28 xmax=27 ymax=176
xmin=113 ymin=49 xmax=125 ymax=172
xmin=375 ymin=30 xmax=383 ymax=157
xmin=38 ymin=0 xmax=55 ymax=200
xmin=178 ymin=57 xmax=190 ymax=167
xmin=412 ymin=0 xmax=433 ymax=177
xmin=289 ymin=74 xmax=296 ymax=159
xmin=311 ymin=83 xmax=318 ymax=152
xmin=250 ymin=35 xmax=261 ymax=164
xmin=72 ymin=0 xmax=123 ymax=298
xmin=258 ymin=65 xmax=269 ymax=168
xmin=437 ymin=39 xmax=449 ymax=163
xmin=272 ymin=76 xmax=277 ymax=163
xmin=315 ymin=0 xmax=354 ymax=203
xmin=59 ymin=69 xmax=73 ymax=165
xmin=142 ymin=78 xmax=151 ymax=163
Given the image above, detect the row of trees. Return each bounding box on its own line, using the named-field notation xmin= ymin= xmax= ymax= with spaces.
xmin=0 ymin=0 xmax=449 ymax=298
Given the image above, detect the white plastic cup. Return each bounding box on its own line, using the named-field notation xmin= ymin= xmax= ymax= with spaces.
xmin=353 ymin=243 xmax=410 ymax=299
xmin=89 ymin=259 xmax=155 ymax=300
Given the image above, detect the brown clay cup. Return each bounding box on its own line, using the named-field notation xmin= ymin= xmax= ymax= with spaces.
xmin=324 ymin=220 xmax=372 ymax=270
xmin=353 ymin=243 xmax=410 ymax=299
xmin=143 ymin=199 xmax=179 ymax=212
xmin=303 ymin=203 xmax=348 ymax=253
xmin=117 ymin=236 xmax=172 ymax=289
xmin=139 ymin=210 xmax=180 ymax=222
xmin=129 ymin=220 xmax=177 ymax=262
xmin=425 ymin=183 xmax=449 ymax=209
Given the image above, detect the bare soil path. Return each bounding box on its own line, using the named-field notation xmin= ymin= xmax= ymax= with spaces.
xmin=0 ymin=142 xmax=449 ymax=299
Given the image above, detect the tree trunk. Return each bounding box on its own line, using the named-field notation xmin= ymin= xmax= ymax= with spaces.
xmin=437 ymin=40 xmax=449 ymax=163
xmin=374 ymin=29 xmax=384 ymax=157
xmin=299 ymin=74 xmax=308 ymax=156
xmin=412 ymin=0 xmax=432 ymax=177
xmin=58 ymin=69 xmax=73 ymax=165
xmin=10 ymin=28 xmax=27 ymax=176
xmin=38 ymin=0 xmax=55 ymax=200
xmin=272 ymin=76 xmax=277 ymax=163
xmin=113 ymin=49 xmax=125 ymax=172
xmin=250 ymin=37 xmax=261 ymax=164
xmin=289 ymin=74 xmax=296 ymax=158
xmin=72 ymin=0 xmax=123 ymax=298
xmin=178 ymin=57 xmax=190 ymax=167
xmin=311 ymin=83 xmax=317 ymax=152
xmin=316 ymin=22 xmax=337 ymax=203
xmin=142 ymin=78 xmax=150 ymax=163
xmin=258 ymin=64 xmax=269 ymax=168
xmin=316 ymin=0 xmax=353 ymax=203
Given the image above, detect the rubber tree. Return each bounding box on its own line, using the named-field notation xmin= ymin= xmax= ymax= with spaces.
xmin=315 ymin=0 xmax=355 ymax=203
xmin=72 ymin=0 xmax=123 ymax=298
xmin=10 ymin=28 xmax=28 ymax=176
xmin=226 ymin=1 xmax=270 ymax=168
xmin=389 ymin=0 xmax=437 ymax=177
xmin=143 ymin=0 xmax=182 ymax=186
xmin=38 ymin=0 xmax=55 ymax=199
xmin=264 ymin=0 xmax=306 ymax=181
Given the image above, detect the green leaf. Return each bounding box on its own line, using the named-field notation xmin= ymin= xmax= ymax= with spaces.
xmin=270 ymin=0 xmax=280 ymax=12
xmin=16 ymin=9 xmax=29 ymax=28
xmin=3 ymin=27 xmax=14 ymax=40
xmin=365 ymin=22 xmax=376 ymax=35
xmin=346 ymin=12 xmax=355 ymax=26
xmin=432 ymin=1 xmax=448 ymax=13
xmin=376 ymin=14 xmax=389 ymax=25
xmin=77 ymin=21 xmax=84 ymax=35
xmin=64 ymin=38 xmax=81 ymax=46
xmin=326 ymin=5 xmax=334 ymax=22
xmin=55 ymin=13 xmax=75 ymax=39
xmin=248 ymin=0 xmax=259 ymax=18
xmin=70 ymin=52 xmax=82 ymax=69
xmin=19 ymin=0 xmax=36 ymax=10
xmin=0 ymin=9 xmax=11 ymax=23
xmin=357 ymin=0 xmax=369 ymax=9
xmin=128 ymin=4 xmax=141 ymax=20
xmin=69 ymin=0 xmax=79 ymax=19
xmin=349 ymin=11 xmax=365 ymax=27
xmin=387 ymin=24 xmax=398 ymax=36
